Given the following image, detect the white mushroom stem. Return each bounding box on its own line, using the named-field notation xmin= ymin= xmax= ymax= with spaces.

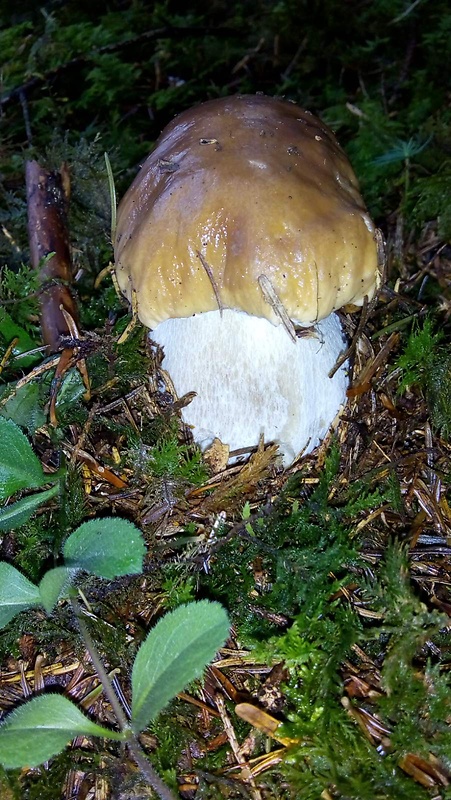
xmin=151 ymin=309 xmax=349 ymax=467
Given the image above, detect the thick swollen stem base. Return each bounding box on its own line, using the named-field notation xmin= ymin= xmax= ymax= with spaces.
xmin=151 ymin=309 xmax=349 ymax=466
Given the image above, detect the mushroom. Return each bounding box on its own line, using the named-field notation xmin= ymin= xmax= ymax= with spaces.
xmin=114 ymin=94 xmax=380 ymax=466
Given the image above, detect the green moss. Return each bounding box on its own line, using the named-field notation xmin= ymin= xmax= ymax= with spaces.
xmin=396 ymin=317 xmax=451 ymax=438
xmin=0 ymin=266 xmax=40 ymax=335
xmin=160 ymin=574 xmax=197 ymax=609
xmin=265 ymin=542 xmax=451 ymax=799
xmin=112 ymin=326 xmax=153 ymax=387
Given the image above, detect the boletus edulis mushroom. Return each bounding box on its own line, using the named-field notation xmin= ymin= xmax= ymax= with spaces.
xmin=114 ymin=94 xmax=380 ymax=466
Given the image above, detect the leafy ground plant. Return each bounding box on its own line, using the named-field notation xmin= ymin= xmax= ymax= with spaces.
xmin=0 ymin=421 xmax=230 ymax=800
xmin=0 ymin=600 xmax=229 ymax=800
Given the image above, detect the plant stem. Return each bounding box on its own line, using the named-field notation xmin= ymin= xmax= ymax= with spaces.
xmin=125 ymin=732 xmax=179 ymax=799
xmin=71 ymin=595 xmax=178 ymax=800
xmin=71 ymin=595 xmax=129 ymax=728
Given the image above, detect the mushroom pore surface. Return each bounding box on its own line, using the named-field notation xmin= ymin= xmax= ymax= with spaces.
xmin=114 ymin=94 xmax=379 ymax=464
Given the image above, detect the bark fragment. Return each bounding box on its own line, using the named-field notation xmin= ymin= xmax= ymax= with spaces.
xmin=26 ymin=159 xmax=78 ymax=352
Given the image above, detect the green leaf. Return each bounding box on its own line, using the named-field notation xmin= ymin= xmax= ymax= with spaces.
xmin=131 ymin=601 xmax=230 ymax=732
xmin=62 ymin=517 xmax=146 ymax=579
xmin=0 ymin=382 xmax=46 ymax=434
xmin=0 ymin=694 xmax=124 ymax=769
xmin=39 ymin=566 xmax=78 ymax=614
xmin=0 ymin=308 xmax=40 ymax=369
xmin=0 ymin=484 xmax=59 ymax=532
xmin=0 ymin=418 xmax=46 ymax=501
xmin=0 ymin=563 xmax=41 ymax=628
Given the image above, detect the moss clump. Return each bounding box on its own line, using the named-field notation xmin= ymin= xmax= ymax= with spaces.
xmin=396 ymin=317 xmax=451 ymax=438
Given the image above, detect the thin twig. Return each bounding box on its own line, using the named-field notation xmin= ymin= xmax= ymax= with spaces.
xmin=197 ymin=250 xmax=223 ymax=314
xmin=104 ymin=152 xmax=117 ymax=243
xmin=19 ymin=90 xmax=33 ymax=143
xmin=258 ymin=274 xmax=296 ymax=342
xmin=390 ymin=0 xmax=425 ymax=24
xmin=216 ymin=693 xmax=263 ymax=800
xmin=328 ymin=297 xmax=370 ymax=379
xmin=280 ymin=36 xmax=308 ymax=80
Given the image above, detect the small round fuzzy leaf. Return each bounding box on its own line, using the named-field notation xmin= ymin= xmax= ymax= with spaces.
xmin=63 ymin=517 xmax=146 ymax=578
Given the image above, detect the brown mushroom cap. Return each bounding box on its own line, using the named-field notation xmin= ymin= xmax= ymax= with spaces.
xmin=114 ymin=94 xmax=379 ymax=329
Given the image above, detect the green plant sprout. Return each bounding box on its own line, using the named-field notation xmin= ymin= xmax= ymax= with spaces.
xmin=372 ymin=135 xmax=432 ymax=167
xmin=374 ymin=134 xmax=432 ymax=212
xmin=0 ymin=419 xmax=230 ymax=800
